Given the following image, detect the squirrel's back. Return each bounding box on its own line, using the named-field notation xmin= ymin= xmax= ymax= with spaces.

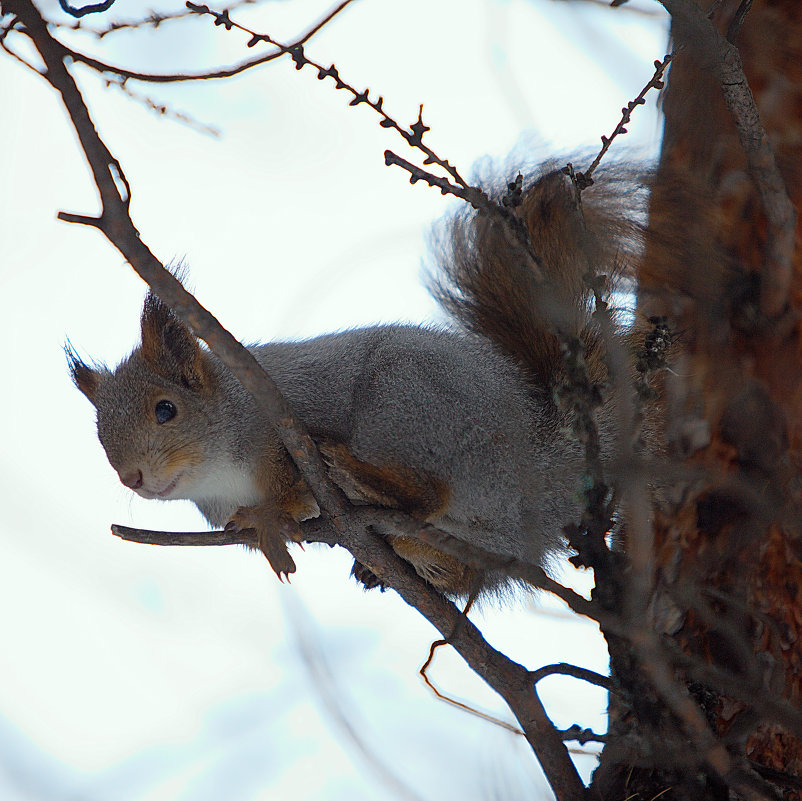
xmin=248 ymin=323 xmax=581 ymax=589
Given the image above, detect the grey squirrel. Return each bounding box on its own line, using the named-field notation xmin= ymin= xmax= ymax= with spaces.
xmin=69 ymin=167 xmax=655 ymax=595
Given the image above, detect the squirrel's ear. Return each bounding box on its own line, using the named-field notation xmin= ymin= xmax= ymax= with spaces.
xmin=65 ymin=342 xmax=103 ymax=406
xmin=140 ymin=293 xmax=215 ymax=394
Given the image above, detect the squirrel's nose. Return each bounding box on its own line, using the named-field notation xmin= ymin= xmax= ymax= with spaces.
xmin=119 ymin=469 xmax=143 ymax=490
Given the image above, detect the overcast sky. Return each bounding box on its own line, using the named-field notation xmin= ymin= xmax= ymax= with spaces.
xmin=0 ymin=1 xmax=668 ymax=798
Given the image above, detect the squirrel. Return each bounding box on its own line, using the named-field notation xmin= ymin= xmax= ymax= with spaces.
xmin=68 ymin=166 xmax=657 ymax=596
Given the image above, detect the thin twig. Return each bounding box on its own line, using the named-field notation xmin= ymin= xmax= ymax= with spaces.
xmin=383 ymin=149 xmax=490 ymax=210
xmin=419 ymin=639 xmax=526 ymax=736
xmin=103 ymin=74 xmax=220 ymax=135
xmin=726 ymin=0 xmax=753 ymax=44
xmin=186 ymin=1 xmax=472 ymax=193
xmin=575 ymin=52 xmax=674 ymax=189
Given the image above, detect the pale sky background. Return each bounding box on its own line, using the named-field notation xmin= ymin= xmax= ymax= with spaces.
xmin=0 ymin=0 xmax=668 ymax=798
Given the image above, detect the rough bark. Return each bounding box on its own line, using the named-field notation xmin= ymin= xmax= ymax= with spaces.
xmin=596 ymin=1 xmax=802 ymax=799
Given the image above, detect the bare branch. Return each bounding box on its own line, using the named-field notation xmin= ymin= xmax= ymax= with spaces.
xmin=725 ymin=0 xmax=753 ymax=44
xmin=100 ymin=74 xmax=220 ymax=135
xmin=419 ymin=638 xmax=527 ymax=737
xmin=529 ymin=662 xmax=613 ymax=691
xmin=112 ymin=524 xmax=258 ymax=547
xmin=383 ymin=149 xmax=490 ymax=208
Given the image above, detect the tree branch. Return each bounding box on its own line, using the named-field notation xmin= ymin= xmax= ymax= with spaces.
xmin=112 ymin=523 xmax=258 ymax=547
xmin=186 ymin=2 xmax=473 ymax=193
xmin=7 ymin=3 xmax=589 ymax=796
xmin=5 ymin=0 xmax=349 ymax=521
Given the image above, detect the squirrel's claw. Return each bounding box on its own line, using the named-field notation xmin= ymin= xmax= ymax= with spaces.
xmin=262 ymin=542 xmax=297 ymax=581
xmin=228 ymin=505 xmax=298 ymax=581
xmin=256 ymin=530 xmax=297 ymax=581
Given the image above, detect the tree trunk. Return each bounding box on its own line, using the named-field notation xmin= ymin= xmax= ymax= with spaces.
xmin=593 ymin=1 xmax=802 ymax=799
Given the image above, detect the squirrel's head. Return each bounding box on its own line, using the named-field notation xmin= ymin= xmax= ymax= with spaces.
xmin=68 ymin=294 xmax=219 ymax=501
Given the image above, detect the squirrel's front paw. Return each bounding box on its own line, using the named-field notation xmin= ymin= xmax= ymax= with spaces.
xmin=226 ymin=505 xmax=299 ymax=581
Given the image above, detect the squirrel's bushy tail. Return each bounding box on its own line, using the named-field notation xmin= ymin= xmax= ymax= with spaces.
xmin=430 ymin=166 xmax=646 ymax=388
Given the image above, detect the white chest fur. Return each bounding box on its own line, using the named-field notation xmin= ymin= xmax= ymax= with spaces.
xmin=187 ymin=459 xmax=264 ymax=507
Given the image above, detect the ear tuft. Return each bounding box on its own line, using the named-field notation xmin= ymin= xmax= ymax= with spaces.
xmin=139 ymin=292 xmax=214 ymax=393
xmin=65 ymin=340 xmax=103 ymax=405
xmin=140 ymin=292 xmax=178 ymax=357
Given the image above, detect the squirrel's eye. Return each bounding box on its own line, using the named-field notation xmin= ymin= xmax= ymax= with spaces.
xmin=154 ymin=399 xmax=177 ymax=424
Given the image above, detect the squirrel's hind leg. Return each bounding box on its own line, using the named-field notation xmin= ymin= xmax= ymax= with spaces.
xmin=318 ymin=439 xmax=479 ymax=594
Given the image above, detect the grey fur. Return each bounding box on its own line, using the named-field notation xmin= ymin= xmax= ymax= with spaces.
xmin=251 ymin=326 xmax=582 ymax=566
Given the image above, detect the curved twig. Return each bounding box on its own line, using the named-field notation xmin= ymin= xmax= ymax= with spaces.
xmin=58 ymin=0 xmax=115 ymax=18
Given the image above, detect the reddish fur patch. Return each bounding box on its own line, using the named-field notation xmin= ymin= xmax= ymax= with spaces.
xmin=251 ymin=439 xmax=320 ymax=527
xmin=389 ymin=535 xmax=477 ymax=595
xmin=318 ymin=441 xmax=475 ymax=593
xmin=319 ymin=441 xmax=450 ymax=518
